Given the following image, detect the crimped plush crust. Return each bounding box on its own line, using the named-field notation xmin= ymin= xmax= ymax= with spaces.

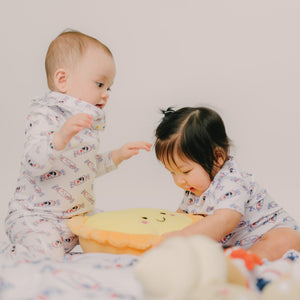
xmin=68 ymin=213 xmax=201 ymax=256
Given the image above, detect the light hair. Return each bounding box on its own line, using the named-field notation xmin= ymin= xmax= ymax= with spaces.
xmin=45 ymin=29 xmax=113 ymax=90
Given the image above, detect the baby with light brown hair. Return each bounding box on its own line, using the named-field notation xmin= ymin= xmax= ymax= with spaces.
xmin=4 ymin=29 xmax=151 ymax=261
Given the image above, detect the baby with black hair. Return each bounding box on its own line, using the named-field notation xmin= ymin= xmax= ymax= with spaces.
xmin=155 ymin=106 xmax=300 ymax=261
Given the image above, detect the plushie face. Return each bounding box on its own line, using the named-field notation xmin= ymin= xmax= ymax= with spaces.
xmin=68 ymin=208 xmax=201 ymax=255
xmin=85 ymin=208 xmax=195 ymax=235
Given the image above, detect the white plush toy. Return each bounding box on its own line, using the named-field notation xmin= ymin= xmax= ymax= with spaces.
xmin=135 ymin=235 xmax=256 ymax=300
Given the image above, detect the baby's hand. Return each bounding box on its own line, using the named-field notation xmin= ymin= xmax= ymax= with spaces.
xmin=111 ymin=141 xmax=152 ymax=166
xmin=162 ymin=230 xmax=186 ymax=239
xmin=53 ymin=114 xmax=93 ymax=150
xmin=153 ymin=230 xmax=186 ymax=248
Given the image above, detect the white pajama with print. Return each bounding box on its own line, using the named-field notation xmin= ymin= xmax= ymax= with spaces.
xmin=5 ymin=91 xmax=116 ymax=260
xmin=180 ymin=157 xmax=299 ymax=249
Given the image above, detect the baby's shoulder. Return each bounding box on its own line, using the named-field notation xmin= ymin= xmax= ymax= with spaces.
xmin=213 ymin=164 xmax=254 ymax=197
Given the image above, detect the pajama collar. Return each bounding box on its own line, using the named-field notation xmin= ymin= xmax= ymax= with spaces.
xmin=32 ymin=91 xmax=106 ymax=131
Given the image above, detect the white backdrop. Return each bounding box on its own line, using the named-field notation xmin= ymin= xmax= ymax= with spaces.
xmin=0 ymin=0 xmax=299 ymax=242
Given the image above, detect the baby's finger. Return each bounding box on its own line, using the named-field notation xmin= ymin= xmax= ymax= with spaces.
xmin=75 ymin=115 xmax=93 ymax=128
xmin=128 ymin=141 xmax=152 ymax=151
xmin=74 ymin=113 xmax=93 ymax=119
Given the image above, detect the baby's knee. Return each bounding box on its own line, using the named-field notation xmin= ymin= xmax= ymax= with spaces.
xmin=262 ymin=228 xmax=300 ymax=251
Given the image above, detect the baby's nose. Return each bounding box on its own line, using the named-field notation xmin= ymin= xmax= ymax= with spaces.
xmin=175 ymin=174 xmax=186 ymax=185
xmin=102 ymin=90 xmax=109 ymax=100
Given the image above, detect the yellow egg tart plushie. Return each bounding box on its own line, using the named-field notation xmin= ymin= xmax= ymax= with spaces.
xmin=67 ymin=208 xmax=202 ymax=256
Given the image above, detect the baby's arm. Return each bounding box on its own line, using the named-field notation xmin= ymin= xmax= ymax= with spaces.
xmin=164 ymin=208 xmax=242 ymax=242
xmin=23 ymin=111 xmax=93 ymax=176
xmin=95 ymin=141 xmax=152 ymax=177
xmin=110 ymin=141 xmax=152 ymax=167
xmin=53 ymin=113 xmax=93 ymax=150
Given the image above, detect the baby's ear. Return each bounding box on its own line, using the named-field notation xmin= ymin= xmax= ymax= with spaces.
xmin=214 ymin=147 xmax=226 ymax=167
xmin=53 ymin=68 xmax=68 ymax=93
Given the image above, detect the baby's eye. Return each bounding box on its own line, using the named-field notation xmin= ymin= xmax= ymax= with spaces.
xmin=107 ymin=87 xmax=111 ymax=92
xmin=97 ymin=82 xmax=103 ymax=88
xmin=183 ymin=170 xmax=191 ymax=174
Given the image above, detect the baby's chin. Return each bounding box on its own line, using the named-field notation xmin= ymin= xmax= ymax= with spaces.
xmin=75 ymin=97 xmax=104 ymax=109
xmin=189 ymin=188 xmax=202 ymax=196
xmin=95 ymin=104 xmax=105 ymax=110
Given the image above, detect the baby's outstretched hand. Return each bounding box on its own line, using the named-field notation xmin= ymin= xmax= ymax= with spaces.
xmin=111 ymin=141 xmax=152 ymax=166
xmin=163 ymin=230 xmax=186 ymax=240
xmin=53 ymin=113 xmax=93 ymax=150
xmin=153 ymin=230 xmax=186 ymax=248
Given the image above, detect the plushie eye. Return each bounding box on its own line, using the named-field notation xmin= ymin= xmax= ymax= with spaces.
xmin=160 ymin=212 xmax=166 ymax=215
xmin=142 ymin=217 xmax=148 ymax=219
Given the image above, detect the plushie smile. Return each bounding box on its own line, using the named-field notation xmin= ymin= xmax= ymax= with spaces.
xmin=155 ymin=217 xmax=166 ymax=222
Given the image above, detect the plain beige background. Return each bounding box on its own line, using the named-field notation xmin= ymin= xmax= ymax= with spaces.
xmin=0 ymin=0 xmax=299 ymax=242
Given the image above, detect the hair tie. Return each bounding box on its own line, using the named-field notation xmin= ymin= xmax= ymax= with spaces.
xmin=162 ymin=107 xmax=175 ymax=117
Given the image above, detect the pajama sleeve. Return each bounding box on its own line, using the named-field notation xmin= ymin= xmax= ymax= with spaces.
xmin=213 ymin=177 xmax=248 ymax=216
xmin=95 ymin=151 xmax=117 ymax=177
xmin=22 ymin=106 xmax=62 ymax=176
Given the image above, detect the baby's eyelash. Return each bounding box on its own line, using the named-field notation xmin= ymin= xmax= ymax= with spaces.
xmin=97 ymin=83 xmax=111 ymax=92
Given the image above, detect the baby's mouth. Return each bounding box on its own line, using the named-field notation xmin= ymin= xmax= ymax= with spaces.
xmin=95 ymin=104 xmax=104 ymax=109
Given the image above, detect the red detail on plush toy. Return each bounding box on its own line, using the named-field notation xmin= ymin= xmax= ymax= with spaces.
xmin=229 ymin=248 xmax=263 ymax=270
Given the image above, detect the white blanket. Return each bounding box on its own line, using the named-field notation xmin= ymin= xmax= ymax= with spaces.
xmin=1 ymin=240 xmax=300 ymax=300
xmin=0 ymin=243 xmax=143 ymax=300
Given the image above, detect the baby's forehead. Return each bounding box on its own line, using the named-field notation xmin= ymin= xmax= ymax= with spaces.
xmin=84 ymin=45 xmax=116 ymax=72
xmin=84 ymin=43 xmax=109 ymax=58
xmin=163 ymin=152 xmax=191 ymax=171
